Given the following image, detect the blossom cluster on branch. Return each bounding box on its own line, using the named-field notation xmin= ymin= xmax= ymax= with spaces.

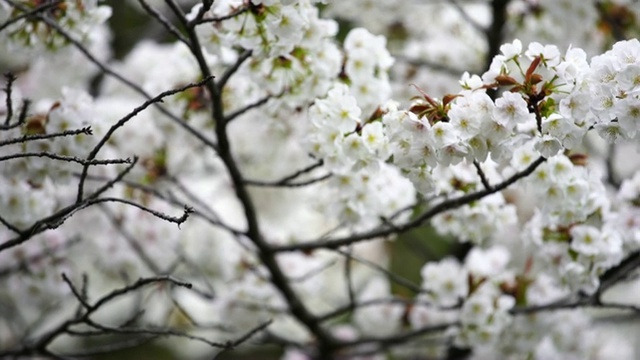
xmin=1 ymin=0 xmax=640 ymax=359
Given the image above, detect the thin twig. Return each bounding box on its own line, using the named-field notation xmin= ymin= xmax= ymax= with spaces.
xmin=138 ymin=0 xmax=189 ymax=45
xmin=90 ymin=276 xmax=192 ymax=311
xmin=605 ymin=143 xmax=620 ymax=188
xmin=245 ymin=173 xmax=332 ymax=188
xmin=81 ymin=319 xmax=230 ymax=348
xmin=194 ymin=6 xmax=249 ymax=25
xmin=484 ymin=0 xmax=511 ymax=75
xmin=62 ymin=273 xmax=91 ymax=310
xmin=227 ymin=319 xmax=273 ymax=348
xmin=186 ymin=0 xmax=214 ymax=27
xmin=163 ymin=0 xmax=187 ymax=23
xmin=473 ymin=160 xmax=491 ymax=190
xmin=344 ymin=246 xmax=356 ymax=307
xmin=2 ymin=72 xmax=16 ymax=125
xmin=165 ymin=174 xmax=221 ymax=220
xmin=88 ymin=198 xmax=192 ymax=228
xmin=337 ymin=322 xmax=457 ymax=348
xmin=81 ymin=173 xmax=245 ymax=235
xmin=289 ymin=259 xmax=339 ymax=283
xmin=0 ymin=0 xmax=63 ymax=32
xmin=0 ymin=214 xmax=21 ymax=234
xmin=88 ymin=156 xmax=139 ymax=200
xmin=334 ymin=248 xmax=424 ymax=295
xmin=0 ymin=126 xmax=93 ymax=147
xmin=449 ymin=0 xmax=486 ymax=33
xmin=597 ymin=249 xmax=640 ymax=297
xmin=317 ymin=297 xmax=429 ymax=323
xmin=244 ymin=159 xmax=325 ymax=187
xmin=224 ymin=94 xmax=274 ymax=122
xmin=0 ymin=237 xmax=81 ymax=277
xmin=99 ymin=205 xmax=163 ymax=274
xmin=216 ymin=50 xmax=253 ymax=91
xmin=0 ymin=152 xmax=129 ymax=166
xmin=393 ymin=55 xmax=469 ymax=76
xmin=58 ymin=336 xmax=158 ymax=358
xmin=0 ymin=99 xmax=30 ymax=130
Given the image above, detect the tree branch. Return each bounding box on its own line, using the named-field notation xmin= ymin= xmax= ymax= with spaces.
xmin=273 ymin=157 xmax=546 ymax=253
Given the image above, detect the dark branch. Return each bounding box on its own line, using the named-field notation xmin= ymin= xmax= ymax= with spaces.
xmin=224 ymin=94 xmax=274 ymax=122
xmin=244 ymin=159 xmax=326 ymax=187
xmin=0 ymin=213 xmax=21 ymax=234
xmin=90 ymin=198 xmax=193 ymax=228
xmin=62 ymin=273 xmax=91 ymax=310
xmin=605 ymin=143 xmax=621 ymax=188
xmin=2 ymin=72 xmax=16 ymax=126
xmin=0 ymin=0 xmax=63 ymax=32
xmin=138 ymin=0 xmax=189 ymax=45
xmin=0 ymin=126 xmax=93 ymax=147
xmin=0 ymin=98 xmax=30 ymax=130
xmin=216 ymin=50 xmax=253 ymax=91
xmin=473 ymin=160 xmax=491 ymax=190
xmin=449 ymin=0 xmax=486 ymax=33
xmin=273 ymin=157 xmax=546 ymax=253
xmin=0 ymin=152 xmax=129 ymax=166
xmin=186 ymin=0 xmax=214 ymax=27
xmin=99 ymin=205 xmax=163 ymax=274
xmin=193 ymin=6 xmax=249 ymax=25
xmin=393 ymin=55 xmax=469 ymax=76
xmin=337 ymin=322 xmax=457 ymax=349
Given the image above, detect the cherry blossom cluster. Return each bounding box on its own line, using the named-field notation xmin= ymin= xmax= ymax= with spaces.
xmin=192 ymin=0 xmax=327 ymax=59
xmin=407 ymin=246 xmax=624 ymax=359
xmin=0 ymin=0 xmax=111 ymax=53
xmin=303 ymin=32 xmax=640 ymax=356
xmin=577 ymin=39 xmax=640 ymax=142
xmin=304 ymin=28 xmax=414 ymax=227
